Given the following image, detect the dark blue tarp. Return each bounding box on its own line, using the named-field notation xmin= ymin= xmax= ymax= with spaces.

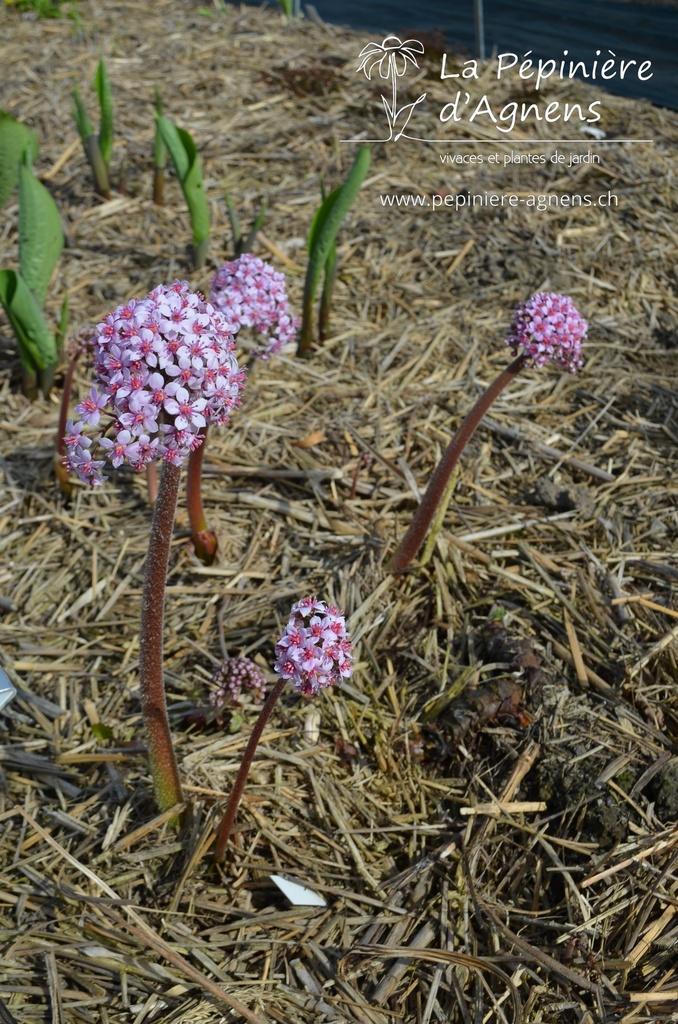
xmin=308 ymin=0 xmax=678 ymax=108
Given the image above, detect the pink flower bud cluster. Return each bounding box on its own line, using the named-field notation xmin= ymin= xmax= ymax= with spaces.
xmin=274 ymin=596 xmax=353 ymax=697
xmin=210 ymin=657 xmax=267 ymax=709
xmin=65 ymin=327 xmax=97 ymax=362
xmin=210 ymin=254 xmax=298 ymax=360
xmin=64 ymin=281 xmax=246 ymax=487
xmin=505 ymin=292 xmax=586 ymax=374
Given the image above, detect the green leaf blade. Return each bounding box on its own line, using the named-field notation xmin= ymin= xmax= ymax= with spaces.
xmin=299 ymin=145 xmax=370 ymax=355
xmin=18 ymin=154 xmax=64 ymax=306
xmin=157 ymin=116 xmax=190 ymax=182
xmin=0 ymin=269 xmax=57 ymax=373
xmin=158 ymin=118 xmax=210 ymax=247
xmin=307 ymin=186 xmax=341 ymax=256
xmin=0 ymin=110 xmax=39 ymax=208
xmin=94 ymin=58 xmax=113 ymax=167
xmin=72 ymin=86 xmax=94 ymax=146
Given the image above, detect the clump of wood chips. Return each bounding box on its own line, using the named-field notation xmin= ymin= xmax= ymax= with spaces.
xmin=0 ymin=1 xmax=677 ymax=1021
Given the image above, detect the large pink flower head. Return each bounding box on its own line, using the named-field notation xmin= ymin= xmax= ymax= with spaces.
xmin=64 ymin=281 xmax=245 ymax=487
xmin=210 ymin=254 xmax=298 ymax=360
xmin=274 ymin=596 xmax=353 ymax=698
xmin=505 ymin=292 xmax=586 ymax=374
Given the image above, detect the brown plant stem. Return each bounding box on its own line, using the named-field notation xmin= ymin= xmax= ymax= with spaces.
xmin=213 ymin=677 xmax=286 ymax=861
xmin=389 ymin=353 xmax=526 ymax=572
xmin=153 ymin=166 xmax=164 ymax=206
xmin=186 ymin=426 xmax=218 ymax=565
xmin=54 ymin=351 xmax=80 ymax=493
xmin=139 ymin=461 xmax=184 ymax=814
xmin=146 ymin=461 xmax=158 ymax=504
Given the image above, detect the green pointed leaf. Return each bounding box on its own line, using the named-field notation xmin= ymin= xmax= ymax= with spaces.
xmin=307 ymin=146 xmax=369 ymax=280
xmin=241 ymin=200 xmax=267 ymax=254
xmin=153 ymin=90 xmax=167 ymax=172
xmin=318 ymin=241 xmax=337 ymax=342
xmin=224 ymin=191 xmax=242 ymax=248
xmin=94 ymin=59 xmax=113 ymax=167
xmin=72 ymin=86 xmax=94 ymax=146
xmin=55 ymin=292 xmax=69 ymax=356
xmin=157 ymin=116 xmax=189 ymax=182
xmin=307 ymin=186 xmax=341 ymax=255
xmin=0 ymin=111 xmax=39 ymax=208
xmin=0 ymin=269 xmax=57 ymax=373
xmin=157 ymin=117 xmax=210 ymax=246
xmin=19 ymin=152 xmax=64 ymax=306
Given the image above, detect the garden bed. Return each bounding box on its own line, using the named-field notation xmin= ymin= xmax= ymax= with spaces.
xmin=0 ymin=1 xmax=677 ymax=1021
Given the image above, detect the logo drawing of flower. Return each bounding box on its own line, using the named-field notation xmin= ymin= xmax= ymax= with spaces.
xmin=356 ymin=36 xmax=427 ymax=141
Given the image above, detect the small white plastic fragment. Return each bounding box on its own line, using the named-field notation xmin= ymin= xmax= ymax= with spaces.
xmin=270 ymin=874 xmax=327 ymax=907
xmin=579 ymin=124 xmax=606 ymax=140
xmin=0 ymin=667 xmax=16 ymax=712
xmin=303 ymin=706 xmax=321 ymax=744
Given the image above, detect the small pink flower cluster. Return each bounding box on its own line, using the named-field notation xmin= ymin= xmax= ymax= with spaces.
xmin=210 ymin=657 xmax=267 ymax=709
xmin=274 ymin=596 xmax=353 ymax=697
xmin=65 ymin=327 xmax=97 ymax=361
xmin=505 ymin=292 xmax=587 ymax=374
xmin=64 ymin=281 xmax=245 ymax=486
xmin=210 ymin=254 xmax=298 ymax=360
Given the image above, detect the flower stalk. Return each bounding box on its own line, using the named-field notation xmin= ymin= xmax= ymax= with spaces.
xmin=186 ymin=426 xmax=218 ymax=564
xmin=55 ymin=348 xmax=80 ymax=494
xmin=182 ymin=256 xmax=296 ymax=562
xmin=390 ymin=292 xmax=587 ymax=572
xmin=213 ymin=596 xmax=353 ymax=861
xmin=390 ymin=354 xmax=525 ymax=571
xmin=213 ymin=677 xmax=285 ymax=860
xmin=139 ymin=461 xmax=184 ymax=814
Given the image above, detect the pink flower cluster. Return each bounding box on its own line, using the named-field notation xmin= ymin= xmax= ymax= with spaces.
xmin=64 ymin=281 xmax=245 ymax=486
xmin=274 ymin=596 xmax=353 ymax=697
xmin=505 ymin=292 xmax=586 ymax=374
xmin=210 ymin=254 xmax=298 ymax=360
xmin=210 ymin=657 xmax=267 ymax=709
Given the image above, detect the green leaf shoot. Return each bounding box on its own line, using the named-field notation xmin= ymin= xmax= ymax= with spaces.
xmin=153 ymin=89 xmax=167 ymax=204
xmin=72 ymin=85 xmax=94 ymax=146
xmin=18 ymin=151 xmax=64 ymax=307
xmin=0 ymin=269 xmax=57 ymax=376
xmin=224 ymin=191 xmax=242 ymax=251
xmin=55 ymin=292 xmax=69 ymax=357
xmin=94 ymin=58 xmax=113 ymax=167
xmin=241 ymin=201 xmax=267 ymax=254
xmin=157 ymin=116 xmax=210 ymax=265
xmin=0 ymin=110 xmax=39 ymax=208
xmin=298 ymin=144 xmax=370 ymax=356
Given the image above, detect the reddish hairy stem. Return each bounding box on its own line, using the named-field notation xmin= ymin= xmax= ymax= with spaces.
xmin=390 ymin=354 xmax=526 ymax=571
xmin=186 ymin=426 xmax=218 ymax=565
xmin=56 ymin=351 xmax=80 ymax=458
xmin=213 ymin=677 xmax=286 ymax=861
xmin=139 ymin=462 xmax=184 ymax=814
xmin=54 ymin=351 xmax=80 ymax=493
xmin=146 ymin=461 xmax=158 ymax=504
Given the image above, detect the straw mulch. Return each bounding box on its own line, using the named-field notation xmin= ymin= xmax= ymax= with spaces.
xmin=1 ymin=1 xmax=677 ymax=1021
